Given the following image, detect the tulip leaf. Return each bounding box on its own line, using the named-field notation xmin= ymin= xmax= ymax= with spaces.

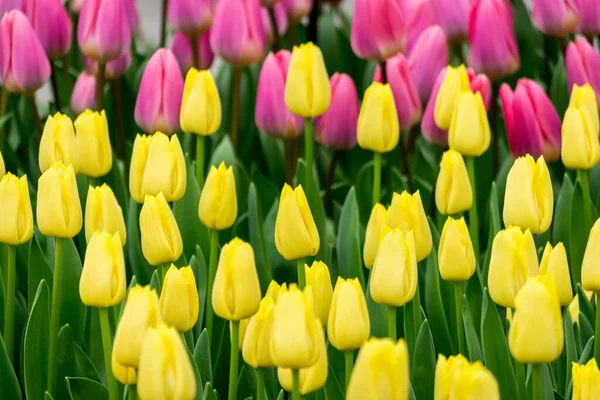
xmin=365 ymin=278 xmax=389 ymax=339
xmin=0 ymin=334 xmax=21 ymax=399
xmin=190 ymin=251 xmax=207 ymax=333
xmin=550 ymin=56 xmax=569 ymax=118
xmin=194 ymin=329 xmax=213 ymax=386
xmin=561 ymin=311 xmax=577 ymax=396
xmin=202 ymin=382 xmax=218 ymax=400
xmin=336 ymin=187 xmax=364 ymax=287
xmin=126 ymin=198 xmax=152 ymax=285
xmin=276 ymin=389 xmax=284 ymax=400
xmin=66 ymin=377 xmax=108 ymax=400
xmin=323 ymin=360 xmax=345 ymax=400
xmin=404 ymin=301 xmax=416 ymax=359
xmin=554 ymin=174 xmax=574 ymax=255
xmin=411 ymin=320 xmax=436 ymax=400
xmin=576 ymin=285 xmax=594 ymax=326
xmin=59 ymin=239 xmax=85 ymax=344
xmin=569 ymin=180 xmax=592 ymax=287
xmin=423 ymin=249 xmax=454 ymax=356
xmin=355 ymin=160 xmax=375 ymax=225
xmin=209 ymin=136 xmax=236 ymax=170
xmin=257 ymin=134 xmax=285 ymax=186
xmin=462 ymin=295 xmax=483 ymax=362
xmin=248 ymin=183 xmax=273 ymax=294
xmin=579 ymin=337 xmax=595 ymax=364
xmin=24 ymin=280 xmax=50 ymax=400
xmin=28 ymin=234 xmax=53 ymax=307
xmin=481 ymin=183 xmax=502 ymax=285
xmin=150 ymin=269 xmax=161 ymax=293
xmin=578 ymin=311 xmax=594 ymax=347
xmin=102 ymin=157 xmax=128 ymax=216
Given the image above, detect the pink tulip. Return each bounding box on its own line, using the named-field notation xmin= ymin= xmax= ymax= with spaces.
xmin=71 ymin=72 xmax=96 ymax=113
xmin=575 ymin=0 xmax=600 ymax=36
xmin=351 ymin=0 xmax=406 ymax=61
xmin=168 ymin=0 xmax=213 ymax=35
xmin=282 ymin=0 xmax=313 ymax=24
xmin=210 ymin=0 xmax=265 ymax=66
xmin=134 ymin=49 xmax=184 ymax=135
xmin=532 ymin=0 xmax=579 ymax=36
xmin=405 ymin=0 xmax=439 ymax=53
xmin=0 ymin=10 xmax=50 ymax=94
xmin=262 ymin=2 xmax=288 ymax=43
xmin=408 ymin=25 xmax=448 ymax=103
xmin=85 ymin=52 xmax=132 ymax=79
xmin=24 ymin=0 xmax=72 ymax=59
xmin=170 ymin=31 xmax=214 ymax=72
xmin=430 ymin=0 xmax=471 ymax=42
xmin=0 ymin=0 xmax=21 ymax=16
xmin=566 ymin=37 xmax=600 ymax=100
xmin=314 ymin=73 xmax=359 ymax=149
xmin=500 ymin=79 xmax=561 ymax=161
xmin=466 ymin=67 xmax=491 ymax=109
xmin=125 ymin=0 xmax=139 ymax=32
xmin=255 ymin=50 xmax=304 ymax=138
xmin=78 ymin=0 xmax=132 ymax=62
xmin=71 ymin=0 xmax=83 ymax=14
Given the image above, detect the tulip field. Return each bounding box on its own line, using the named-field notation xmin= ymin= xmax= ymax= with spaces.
xmin=2 ymin=0 xmax=600 ymax=399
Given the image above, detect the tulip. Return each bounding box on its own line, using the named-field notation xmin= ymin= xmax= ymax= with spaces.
xmin=170 ymin=31 xmax=214 ymax=72
xmin=78 ymin=0 xmax=131 ymax=62
xmin=351 ymin=0 xmax=406 ymax=60
xmin=573 ymin=359 xmax=600 ymax=399
xmin=357 ymin=82 xmax=400 ymax=153
xmin=284 ymin=42 xmax=331 ymax=118
xmin=0 ymin=173 xmax=33 ymax=245
xmin=328 ymin=277 xmax=370 ymax=351
xmin=407 ymin=25 xmax=448 ymax=103
xmin=137 ymin=324 xmax=196 ymax=400
xmin=503 ymin=155 xmax=553 ymax=234
xmin=243 ymin=296 xmax=276 ymax=368
xmin=275 ymin=184 xmax=320 ymax=260
xmin=438 ymin=217 xmax=475 ymax=281
xmin=0 ymin=0 xmax=21 ymax=16
xmin=388 ymin=191 xmax=432 ymax=261
xmin=112 ymin=352 xmax=136 ymax=385
xmin=210 ymin=0 xmax=264 ymax=67
xmin=405 ymin=0 xmax=439 ymax=53
xmin=422 ymin=69 xmax=449 ymax=145
xmin=582 ymin=219 xmax=600 ymax=291
xmin=74 ymin=109 xmax=113 ymax=177
xmin=85 ymin=52 xmax=132 ymax=79
xmin=39 ymin=112 xmax=78 ymax=173
xmin=0 ymin=10 xmax=50 ymax=94
xmin=575 ymin=0 xmax=600 ymax=37
xmin=0 ymin=149 xmax=4 ymax=177
xmin=347 ymin=338 xmax=409 ymax=400
xmin=434 ymin=354 xmax=470 ymax=400
xmin=430 ymin=0 xmax=470 ymax=42
xmin=160 ymin=265 xmax=199 ymax=332
xmin=256 ymin=51 xmax=304 ymax=139
xmin=508 ymin=274 xmax=564 ymax=363
xmin=540 ymin=242 xmax=573 ymax=306
xmin=562 ymin=84 xmax=600 ymax=170
xmin=124 ymin=0 xmax=138 ymax=32
xmin=262 ymin=3 xmax=288 ymax=44
xmin=266 ymin=280 xmax=288 ymax=303
xmin=532 ymin=0 xmax=579 ymax=36
xmin=135 ymin=49 xmax=184 ymax=135
xmin=25 ymin=0 xmax=71 ymax=59
xmin=446 ymin=362 xmax=500 ymax=399
xmin=305 ymin=261 xmax=333 ymax=327
xmin=363 ymin=203 xmax=389 ymax=269
xmin=467 ymin=68 xmax=491 ymax=109
xmin=434 ymin=65 xmax=470 ymax=130
xmin=167 ymin=0 xmax=213 ymax=36
xmin=129 ymin=132 xmax=186 ymax=203
xmin=180 ymin=69 xmax=221 ymax=135
xmin=282 ymin=0 xmax=312 ymax=24
xmin=448 ymin=90 xmax=491 ymax=157
xmin=84 ymin=184 xmax=126 ymax=245
xmin=139 ymin=192 xmax=183 ymax=266
xmin=566 ymin=38 xmax=600 ymax=102
xmin=198 ymin=162 xmax=237 ymax=230
xmin=37 ymin=162 xmax=82 ymax=238
xmin=500 ymin=79 xmax=562 ymax=160
xmin=435 ymin=149 xmax=472 ymax=215
xmin=113 ymin=285 xmax=162 ymax=367
xmin=70 ymin=72 xmax=96 ymax=113
xmin=568 ymin=291 xmax=593 ymax=326
xmin=488 ymin=227 xmax=539 ymax=308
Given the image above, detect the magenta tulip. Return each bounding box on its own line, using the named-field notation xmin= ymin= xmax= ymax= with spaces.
xmin=532 ymin=0 xmax=579 ymax=36
xmin=282 ymin=0 xmax=313 ymax=24
xmin=466 ymin=67 xmax=491 ymax=109
xmin=85 ymin=52 xmax=132 ymax=79
xmin=408 ymin=25 xmax=448 ymax=103
xmin=170 ymin=31 xmax=214 ymax=72
xmin=71 ymin=0 xmax=83 ymax=14
xmin=168 ymin=0 xmax=213 ymax=36
xmin=575 ymin=0 xmax=600 ymax=36
xmin=71 ymin=72 xmax=96 ymax=113
xmin=262 ymin=2 xmax=288 ymax=44
xmin=24 ymin=0 xmax=71 ymax=59
xmin=125 ymin=0 xmax=139 ymax=32
xmin=566 ymin=37 xmax=600 ymax=100
xmin=405 ymin=0 xmax=439 ymax=53
xmin=430 ymin=0 xmax=471 ymax=42
xmin=0 ymin=0 xmax=21 ymax=16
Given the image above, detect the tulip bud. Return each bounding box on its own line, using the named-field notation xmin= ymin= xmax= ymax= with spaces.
xmin=488 ymin=227 xmax=539 ymax=308
xmin=79 ymin=231 xmax=126 ymax=307
xmin=275 ymin=184 xmax=320 ymax=260
xmin=270 ymin=285 xmax=320 ymax=368
xmin=539 ymin=242 xmax=573 ymax=306
xmin=0 ymin=173 xmax=33 ymax=245
xmin=347 ymin=338 xmax=409 ymax=400
xmin=532 ymin=0 xmax=579 ymax=36
xmin=438 ymin=217 xmax=475 ymax=282
xmin=357 ymin=82 xmax=400 ymax=153
xmin=112 ymin=351 xmax=136 ymax=385
xmin=509 ymin=274 xmax=564 ymax=363
xmin=434 ymin=65 xmax=470 ymax=130
xmin=282 ymin=0 xmax=312 ymax=23
xmin=448 ymin=90 xmax=491 ymax=157
xmin=576 ymin=0 xmax=600 ymax=36
xmin=568 ymin=292 xmax=593 ymax=326
xmin=74 ymin=110 xmax=112 ymax=177
xmin=70 ymin=73 xmax=96 ymax=114
xmin=467 ymin=68 xmax=492 ymax=109
xmin=180 ymin=69 xmax=221 ymax=136
xmin=129 ymin=132 xmax=186 ymax=203
xmin=435 ymin=149 xmax=472 ymax=215
xmin=565 ymin=38 xmax=600 ymax=103
xmin=351 ymin=0 xmax=406 ymax=61
xmin=562 ymin=84 xmax=600 ymax=170
xmin=500 ymin=79 xmax=562 ymax=161
xmin=0 ymin=10 xmax=50 ymax=94
xmin=434 ymin=354 xmax=470 ymax=400
xmin=167 ymin=0 xmax=213 ymax=36
xmin=442 ymin=359 xmax=501 ymax=399
xmin=85 ymin=52 xmax=132 ymax=79
xmin=85 ymin=184 xmax=126 ymax=245
xmin=266 ymin=280 xmax=287 ymax=303
xmin=405 ymin=0 xmax=439 ymax=53
xmin=363 ymin=203 xmax=389 ymax=269
xmin=243 ymin=296 xmax=276 ymax=368
xmin=0 ymin=0 xmax=21 ymax=16
xmin=37 ymin=162 xmax=82 ymax=238
xmin=210 ymin=0 xmax=264 ymax=66
xmin=388 ymin=190 xmax=432 ymax=261
xmin=170 ymin=31 xmax=214 ymax=72
xmin=408 ymin=25 xmax=448 ymax=103
xmin=160 ymin=265 xmax=199 ymax=332
xmin=285 ymin=42 xmax=331 ymax=118
xmin=305 ymin=261 xmax=333 ymax=327
xmin=26 ymin=0 xmax=71 ymax=59
xmin=137 ymin=324 xmax=196 ymax=400
xmin=328 ymin=277 xmax=370 ymax=351
xmin=430 ymin=0 xmax=470 ymax=42
xmin=78 ymin=0 xmax=131 ymax=62
xmin=113 ymin=285 xmax=162 ymax=367
xmin=39 ymin=112 xmax=78 ymax=174
xmin=198 ymin=162 xmax=237 ymax=230
xmin=262 ymin=4 xmax=288 ymax=44
xmin=582 ymin=219 xmax=600 ymax=291
xmin=573 ymin=359 xmax=600 ymax=399
xmin=139 ymin=192 xmax=183 ymax=266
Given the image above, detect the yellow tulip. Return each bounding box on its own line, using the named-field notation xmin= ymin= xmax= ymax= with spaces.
xmin=159 ymin=265 xmax=199 ymax=332
xmin=438 ymin=217 xmax=475 ymax=282
xmin=180 ymin=69 xmax=222 ymax=135
xmin=357 ymin=82 xmax=400 ymax=153
xmin=284 ymin=42 xmax=331 ymax=118
xmin=74 ymin=110 xmax=112 ymax=177
xmin=37 ymin=162 xmax=82 ymax=238
xmin=573 ymin=359 xmax=600 ymax=400
xmin=113 ymin=285 xmax=162 ymax=367
xmin=79 ymin=231 xmax=126 ymax=308
xmin=305 ymin=261 xmax=333 ymax=327
xmin=231 ymin=318 xmax=250 ymax=350
xmin=137 ymin=324 xmax=196 ymax=400
xmin=274 ymin=184 xmax=320 ymax=260
xmin=270 ymin=285 xmax=320 ymax=369
xmin=0 ymin=150 xmax=5 ymax=178
xmin=582 ymin=219 xmax=600 ymax=291
xmin=363 ymin=203 xmax=389 ymax=268
xmin=243 ymin=296 xmax=276 ymax=368
xmin=328 ymin=277 xmax=370 ymax=351
xmin=434 ymin=65 xmax=471 ymax=130
xmin=447 ymin=362 xmax=500 ymax=400
xmin=448 ymin=90 xmax=490 ymax=157
xmin=388 ymin=190 xmax=432 ymax=261
xmin=435 ymin=149 xmax=472 ymax=215
xmin=84 ymin=184 xmax=126 ymax=245
xmin=139 ymin=192 xmax=183 ymax=266
xmin=488 ymin=227 xmax=539 ymax=308
xmin=347 ymin=338 xmax=409 ymax=400
xmin=266 ymin=281 xmax=287 ymax=303
xmin=112 ymin=351 xmax=136 ymax=385
xmin=129 ymin=132 xmax=186 ymax=203
xmin=198 ymin=162 xmax=237 ymax=230
xmin=0 ymin=173 xmax=33 ymax=245
xmin=539 ymin=242 xmax=573 ymax=306
xmin=39 ymin=112 xmax=78 ymax=173
xmin=434 ymin=354 xmax=470 ymax=400
xmin=562 ymin=84 xmax=600 ymax=170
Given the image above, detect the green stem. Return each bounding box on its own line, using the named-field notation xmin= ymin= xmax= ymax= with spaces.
xmin=3 ymin=245 xmax=16 ymax=363
xmin=0 ymin=86 xmax=9 ymax=151
xmin=96 ymin=62 xmax=105 ymax=112
xmin=47 ymin=238 xmax=65 ymax=397
xmin=99 ymin=308 xmax=119 ymax=400
xmin=206 ymin=229 xmax=219 ymax=342
xmin=344 ymin=351 xmax=353 ymax=391
xmin=297 ymin=258 xmax=306 ymax=289
xmin=595 ymin=293 xmax=600 ymax=364
xmin=387 ymin=306 xmax=397 ymax=340
xmin=579 ymin=169 xmax=591 ymax=228
xmin=455 ymin=283 xmax=465 ymax=355
xmin=88 ymin=176 xmax=100 ymax=188
xmin=129 ymin=385 xmax=137 ymax=400
xmin=304 ymin=118 xmax=314 ymax=195
xmin=292 ymin=369 xmax=301 ymax=400
xmin=465 ymin=157 xmax=479 ymax=255
xmin=373 ymin=152 xmax=382 ymax=206
xmin=531 ymin=364 xmax=542 ymax=400
xmin=229 ymin=320 xmax=240 ymax=400
xmin=196 ymin=135 xmax=205 ymax=189
xmin=28 ymin=95 xmax=43 ymax=138
xmin=256 ymin=368 xmax=266 ymax=400
xmin=231 ymin=67 xmax=242 ymax=155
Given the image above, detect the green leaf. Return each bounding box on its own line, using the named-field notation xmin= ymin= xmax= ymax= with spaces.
xmin=365 ymin=279 xmax=388 ymax=338
xmin=336 ymin=187 xmax=364 ymax=286
xmin=561 ymin=311 xmax=577 ymax=397
xmin=553 ymin=174 xmax=574 ymax=247
xmin=296 ymin=159 xmax=328 ymax=262
xmin=194 ymin=329 xmax=213 ymax=386
xmin=482 ymin=183 xmax=502 ymax=285
xmin=576 ymin=285 xmax=594 ymax=325
xmin=323 ymin=359 xmax=345 ymax=400
xmin=462 ymin=295 xmax=483 ymax=362
xmin=209 ymin=136 xmax=236 ymax=168
xmin=0 ymin=334 xmax=21 ymax=399
xmin=24 ymin=280 xmax=50 ymax=400
xmin=579 ymin=312 xmax=594 ymax=347
xmin=202 ymin=382 xmax=218 ymax=400
xmin=28 ymin=234 xmax=53 ymax=307
xmin=191 ymin=250 xmax=207 ymax=333
xmin=126 ymin=198 xmax=151 ymax=285
xmin=550 ymin=56 xmax=569 ymax=118
xmin=60 ymin=239 xmax=85 ymax=343
xmin=411 ymin=320 xmax=436 ymax=400
xmin=248 ymin=183 xmax=272 ymax=293
xmin=579 ymin=337 xmax=594 ymax=364
xmin=102 ymin=157 xmax=128 ymax=216
xmin=66 ymin=377 xmax=108 ymax=400
xmin=423 ymin=250 xmax=454 ymax=356
xmin=570 ymin=181 xmax=593 ymax=286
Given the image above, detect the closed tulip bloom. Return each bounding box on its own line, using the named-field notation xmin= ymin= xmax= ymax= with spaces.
xmin=275 ymin=184 xmax=320 ymax=260
xmin=347 ymin=338 xmax=409 ymax=400
xmin=435 ymin=149 xmax=472 ymax=215
xmin=85 ymin=184 xmax=126 ymax=245
xmin=37 ymin=163 xmax=82 ymax=238
xmin=39 ymin=112 xmax=78 ymax=173
xmin=305 ymin=261 xmax=333 ymax=327
xmin=503 ymin=155 xmax=553 ymax=234
xmin=328 ymin=277 xmax=370 ymax=351
xmin=357 ymin=82 xmax=400 ymax=153
xmin=129 ymin=132 xmax=186 ymax=203
xmin=438 ymin=217 xmax=475 ymax=281
xmin=447 ymin=362 xmax=500 ymax=399
xmin=388 ymin=191 xmax=432 ymax=261
xmin=582 ymin=219 xmax=600 ymax=291
xmin=70 ymin=73 xmax=96 ymax=113
xmin=167 ymin=0 xmax=213 ymax=35
xmin=180 ymin=68 xmax=221 ymax=135
xmin=562 ymin=84 xmax=600 ymax=169
xmin=78 ymin=0 xmax=131 ymax=62
xmin=137 ymin=324 xmax=196 ymax=400
xmin=576 ymin=0 xmax=600 ymax=36
xmin=540 ymin=242 xmax=573 ymax=306
xmin=565 ymin=38 xmax=600 ymax=102
xmin=160 ymin=265 xmax=199 ymax=332
xmin=266 ymin=280 xmax=288 ymax=303
xmin=467 ymin=68 xmax=492 ymax=109
xmin=488 ymin=227 xmax=539 ymax=308
xmin=282 ymin=0 xmax=312 ymax=23
xmin=434 ymin=65 xmax=470 ymax=130
xmin=198 ymin=162 xmax=237 ymax=230
xmin=448 ymin=90 xmax=491 ymax=157
xmin=408 ymin=25 xmax=448 ymax=103
xmin=140 ymin=192 xmax=183 ymax=266
xmin=0 ymin=150 xmax=4 ymax=177
xmin=430 ymin=0 xmax=470 ymax=41
xmin=405 ymin=0 xmax=439 ymax=53
xmin=170 ymin=31 xmax=214 ymax=72
xmin=243 ymin=296 xmax=276 ymax=368
xmin=0 ymin=173 xmax=33 ymax=245
xmin=75 ymin=109 xmax=113 ymax=177
xmin=532 ymin=0 xmax=579 ymax=36
xmin=112 ymin=351 xmax=136 ymax=385
xmin=135 ymin=49 xmax=184 ymax=135
xmin=434 ymin=354 xmax=470 ymax=400
xmin=422 ymin=69 xmax=449 ymax=145
xmin=25 ymin=0 xmax=71 ymax=59
xmin=573 ymin=359 xmax=600 ymax=400
xmin=363 ymin=203 xmax=389 ymax=269
xmin=84 ymin=52 xmax=132 ymax=79
xmin=262 ymin=3 xmax=288 ymax=44
xmin=508 ymin=274 xmax=563 ymax=363
xmin=568 ymin=291 xmax=593 ymax=326
xmin=0 ymin=0 xmax=21 ymax=15
xmin=284 ymin=42 xmax=331 ymax=117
